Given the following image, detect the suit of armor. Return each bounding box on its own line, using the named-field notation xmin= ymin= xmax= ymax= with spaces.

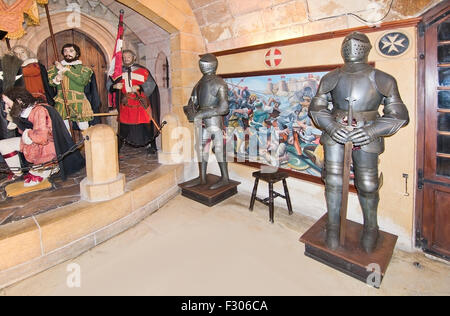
xmin=309 ymin=32 xmax=409 ymax=252
xmin=184 ymin=54 xmax=230 ymax=190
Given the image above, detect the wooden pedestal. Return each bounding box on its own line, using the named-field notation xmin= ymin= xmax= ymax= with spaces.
xmin=300 ymin=215 xmax=398 ymax=288
xmin=5 ymin=179 xmax=53 ymax=198
xmin=179 ymin=174 xmax=240 ymax=207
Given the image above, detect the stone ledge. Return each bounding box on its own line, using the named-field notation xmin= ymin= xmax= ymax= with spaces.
xmin=0 ymin=164 xmax=184 ymax=289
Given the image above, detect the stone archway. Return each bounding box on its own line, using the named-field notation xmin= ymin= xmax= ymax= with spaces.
xmin=12 ymin=11 xmax=115 ymax=62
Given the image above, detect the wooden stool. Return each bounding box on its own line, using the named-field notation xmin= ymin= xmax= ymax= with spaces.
xmin=249 ymin=171 xmax=293 ymax=223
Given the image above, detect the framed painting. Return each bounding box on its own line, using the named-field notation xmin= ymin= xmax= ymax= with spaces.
xmin=220 ymin=65 xmax=355 ymax=188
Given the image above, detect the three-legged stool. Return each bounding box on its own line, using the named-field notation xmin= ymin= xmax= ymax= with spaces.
xmin=249 ymin=171 xmax=293 ymax=223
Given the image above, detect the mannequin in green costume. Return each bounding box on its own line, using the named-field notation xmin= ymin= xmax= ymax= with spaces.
xmin=48 ymin=43 xmax=94 ymax=132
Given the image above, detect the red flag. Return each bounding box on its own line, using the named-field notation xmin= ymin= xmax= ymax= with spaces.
xmin=108 ymin=10 xmax=124 ymax=109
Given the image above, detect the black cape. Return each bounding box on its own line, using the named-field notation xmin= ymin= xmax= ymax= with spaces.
xmin=37 ymin=63 xmax=56 ymax=106
xmin=15 ymin=105 xmax=85 ymax=180
xmin=146 ymin=71 xmax=161 ymax=144
xmin=45 ymin=105 xmax=85 ymax=180
xmin=85 ymin=72 xmax=101 ymax=126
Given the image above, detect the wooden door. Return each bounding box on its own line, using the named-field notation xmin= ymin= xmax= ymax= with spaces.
xmin=37 ymin=29 xmax=108 ymax=113
xmin=417 ymin=4 xmax=450 ymax=260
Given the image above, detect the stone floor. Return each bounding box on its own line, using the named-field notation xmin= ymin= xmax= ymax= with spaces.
xmin=2 ymin=193 xmax=449 ymax=296
xmin=0 ymin=145 xmax=160 ymax=226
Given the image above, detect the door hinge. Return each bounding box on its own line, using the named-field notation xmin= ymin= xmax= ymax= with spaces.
xmin=418 ymin=168 xmax=424 ymax=190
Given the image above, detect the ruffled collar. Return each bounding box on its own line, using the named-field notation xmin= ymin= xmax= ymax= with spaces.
xmin=20 ymin=105 xmax=34 ymax=119
xmin=22 ymin=58 xmax=39 ymax=67
xmin=61 ymin=60 xmax=82 ymax=66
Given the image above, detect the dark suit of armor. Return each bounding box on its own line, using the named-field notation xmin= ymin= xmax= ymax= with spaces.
xmin=184 ymin=54 xmax=230 ymax=190
xmin=309 ymin=32 xmax=409 ymax=252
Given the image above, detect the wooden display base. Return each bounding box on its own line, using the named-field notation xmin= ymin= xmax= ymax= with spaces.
xmin=5 ymin=179 xmax=53 ymax=198
xmin=179 ymin=174 xmax=240 ymax=207
xmin=299 ymin=215 xmax=398 ymax=288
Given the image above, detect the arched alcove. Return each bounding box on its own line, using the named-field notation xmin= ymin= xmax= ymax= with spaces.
xmin=12 ymin=11 xmax=116 ymax=62
xmin=154 ymin=51 xmax=171 ymax=150
xmin=117 ymin=0 xmax=206 ymax=119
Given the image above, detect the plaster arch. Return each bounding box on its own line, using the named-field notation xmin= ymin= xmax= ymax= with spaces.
xmin=117 ymin=0 xmax=205 ymax=112
xmin=13 ymin=11 xmax=116 ymax=62
xmin=117 ymin=0 xmax=200 ymax=34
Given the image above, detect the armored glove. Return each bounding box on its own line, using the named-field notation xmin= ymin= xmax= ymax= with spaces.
xmin=325 ymin=121 xmax=350 ymax=145
xmin=347 ymin=117 xmax=408 ymax=146
xmin=347 ymin=127 xmax=373 ymax=146
xmin=183 ymin=104 xmax=197 ymax=122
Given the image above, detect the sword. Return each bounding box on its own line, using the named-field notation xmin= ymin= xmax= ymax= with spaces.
xmin=340 ymin=96 xmax=356 ymax=246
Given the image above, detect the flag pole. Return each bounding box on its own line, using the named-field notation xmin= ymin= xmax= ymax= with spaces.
xmin=43 ymin=3 xmax=75 ymax=141
xmin=112 ymin=10 xmax=125 ymax=139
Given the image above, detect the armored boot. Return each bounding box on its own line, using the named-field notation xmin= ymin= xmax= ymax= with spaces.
xmin=325 ymin=189 xmax=342 ymax=250
xmin=184 ymin=162 xmax=208 ymax=188
xmin=359 ymin=192 xmax=380 ymax=253
xmin=209 ymin=161 xmax=230 ymax=190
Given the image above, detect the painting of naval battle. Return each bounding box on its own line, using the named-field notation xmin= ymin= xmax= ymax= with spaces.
xmin=222 ymin=68 xmax=329 ymax=182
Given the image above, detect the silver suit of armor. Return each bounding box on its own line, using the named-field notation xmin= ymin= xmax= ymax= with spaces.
xmin=309 ymin=32 xmax=409 ymax=252
xmin=183 ymin=54 xmax=230 ymax=190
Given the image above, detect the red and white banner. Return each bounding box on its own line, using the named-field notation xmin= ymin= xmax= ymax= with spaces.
xmin=108 ymin=11 xmax=124 ymax=109
xmin=108 ymin=11 xmax=124 ymax=81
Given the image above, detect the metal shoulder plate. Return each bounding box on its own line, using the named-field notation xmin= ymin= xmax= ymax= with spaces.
xmin=209 ymin=76 xmax=228 ymax=97
xmin=317 ymin=68 xmax=340 ymax=94
xmin=373 ymin=69 xmax=397 ymax=97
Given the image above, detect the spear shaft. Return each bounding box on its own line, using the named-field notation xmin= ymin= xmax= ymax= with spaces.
xmin=43 ymin=3 xmax=75 ymax=140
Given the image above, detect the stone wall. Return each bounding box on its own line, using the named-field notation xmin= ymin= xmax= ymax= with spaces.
xmin=187 ymin=0 xmax=444 ymax=52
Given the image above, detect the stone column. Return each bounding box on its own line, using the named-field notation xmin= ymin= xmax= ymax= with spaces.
xmin=158 ymin=113 xmax=190 ymax=165
xmin=80 ymin=125 xmax=125 ymax=202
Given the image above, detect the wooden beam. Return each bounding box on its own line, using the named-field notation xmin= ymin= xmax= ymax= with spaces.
xmin=209 ymin=17 xmax=422 ymax=57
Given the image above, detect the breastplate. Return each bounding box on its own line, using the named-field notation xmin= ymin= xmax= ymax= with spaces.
xmin=330 ymin=68 xmax=383 ymax=112
xmin=197 ymin=76 xmax=219 ymax=108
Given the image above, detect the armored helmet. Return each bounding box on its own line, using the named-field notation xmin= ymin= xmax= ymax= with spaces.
xmin=341 ymin=31 xmax=372 ymax=63
xmin=199 ymin=54 xmax=218 ymax=75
